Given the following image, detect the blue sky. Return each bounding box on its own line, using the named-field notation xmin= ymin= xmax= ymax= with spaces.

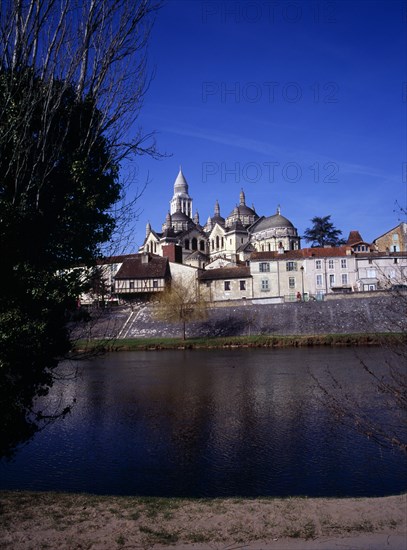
xmin=126 ymin=0 xmax=406 ymax=250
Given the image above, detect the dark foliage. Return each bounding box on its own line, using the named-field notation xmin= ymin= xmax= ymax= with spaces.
xmin=0 ymin=72 xmax=119 ymax=457
xmin=303 ymin=215 xmax=346 ymax=247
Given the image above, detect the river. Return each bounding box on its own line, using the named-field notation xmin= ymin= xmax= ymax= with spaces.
xmin=1 ymin=347 xmax=405 ymax=497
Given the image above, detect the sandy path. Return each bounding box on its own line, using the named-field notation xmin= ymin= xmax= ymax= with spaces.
xmin=0 ymin=492 xmax=406 ymax=550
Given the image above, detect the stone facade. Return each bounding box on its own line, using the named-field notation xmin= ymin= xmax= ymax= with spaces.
xmin=373 ymin=223 xmax=407 ymax=253
xmin=355 ymin=252 xmax=407 ymax=291
xmin=199 ymin=266 xmax=252 ymax=302
xmin=83 ymin=169 xmax=407 ymax=306
xmin=139 ymin=168 xmax=300 ymax=264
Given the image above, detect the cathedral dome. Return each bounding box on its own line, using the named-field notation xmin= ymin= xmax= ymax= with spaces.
xmin=250 ymin=206 xmax=295 ymax=232
xmin=264 ymin=213 xmax=294 ymax=229
xmin=233 ymin=204 xmax=257 ymax=217
xmin=226 ymin=189 xmax=258 ymax=228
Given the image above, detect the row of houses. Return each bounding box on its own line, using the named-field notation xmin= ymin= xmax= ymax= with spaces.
xmin=82 ymin=226 xmax=407 ymax=306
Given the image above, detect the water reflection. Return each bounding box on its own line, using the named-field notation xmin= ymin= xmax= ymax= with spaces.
xmin=1 ymin=348 xmax=405 ymax=497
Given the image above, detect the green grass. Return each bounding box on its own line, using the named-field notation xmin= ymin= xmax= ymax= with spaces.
xmin=73 ymin=332 xmax=405 ymax=353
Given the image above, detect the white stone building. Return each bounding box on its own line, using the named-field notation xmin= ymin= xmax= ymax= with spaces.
xmin=139 ymin=168 xmax=300 ymax=265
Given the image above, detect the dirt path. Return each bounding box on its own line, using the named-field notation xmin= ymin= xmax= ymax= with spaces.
xmin=0 ymin=492 xmax=406 ymax=549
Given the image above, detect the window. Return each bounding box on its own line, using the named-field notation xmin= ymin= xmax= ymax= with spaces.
xmin=216 ymin=236 xmax=220 ymax=249
xmin=153 ymin=280 xmax=158 ymax=288
xmin=286 ymin=261 xmax=297 ymax=271
xmin=224 ymin=281 xmax=231 ymax=291
xmin=129 ymin=281 xmax=134 ymax=289
xmin=240 ymin=280 xmax=246 ymax=291
xmin=394 ymin=258 xmax=398 ymax=264
xmin=289 ymin=277 xmax=295 ymax=289
xmin=200 ymin=240 xmax=205 ymax=251
xmin=184 ymin=239 xmax=190 ymax=250
xmin=316 ymin=274 xmax=323 ymax=286
xmin=192 ymin=238 xmax=197 ymax=251
xmin=261 ymin=279 xmax=269 ymax=291
xmin=341 ymin=274 xmax=348 ymax=285
xmin=341 ymin=259 xmax=347 ymax=269
xmin=221 ymin=237 xmax=224 ymax=248
xmin=259 ymin=262 xmax=270 ymax=272
xmin=315 ymin=260 xmax=322 ymax=270
xmin=328 ymin=259 xmax=334 ymax=269
xmin=329 ymin=274 xmax=335 ymax=287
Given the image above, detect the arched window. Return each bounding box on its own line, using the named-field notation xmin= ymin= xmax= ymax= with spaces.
xmin=221 ymin=237 xmax=224 ymax=248
xmin=200 ymin=240 xmax=205 ymax=251
xmin=216 ymin=236 xmax=220 ymax=249
xmin=185 ymin=239 xmax=190 ymax=250
xmin=192 ymin=238 xmax=197 ymax=250
xmin=211 ymin=239 xmax=214 ymax=250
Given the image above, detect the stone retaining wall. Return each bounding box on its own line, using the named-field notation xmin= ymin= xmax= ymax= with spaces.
xmin=83 ymin=294 xmax=405 ymax=339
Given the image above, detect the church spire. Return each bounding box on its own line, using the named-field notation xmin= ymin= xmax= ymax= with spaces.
xmin=239 ymin=188 xmax=246 ymax=205
xmin=146 ymin=221 xmax=151 ymax=238
xmin=214 ymin=199 xmax=220 ymax=217
xmin=170 ymin=167 xmax=193 ymax=217
xmin=173 ymin=166 xmax=188 ymax=194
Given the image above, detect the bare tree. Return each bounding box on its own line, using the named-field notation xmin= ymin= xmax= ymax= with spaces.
xmin=312 ymin=270 xmax=407 ymax=455
xmin=154 ymin=278 xmax=208 ymax=340
xmin=0 ymin=0 xmax=163 ymax=225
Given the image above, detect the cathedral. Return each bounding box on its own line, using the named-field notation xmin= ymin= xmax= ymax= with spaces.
xmin=139 ymin=168 xmax=301 ymax=267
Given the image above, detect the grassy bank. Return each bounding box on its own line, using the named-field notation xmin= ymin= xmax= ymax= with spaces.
xmin=73 ymin=332 xmax=405 ymax=352
xmin=1 ymin=491 xmax=405 ymax=549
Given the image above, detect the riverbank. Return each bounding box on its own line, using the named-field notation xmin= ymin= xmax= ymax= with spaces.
xmin=73 ymin=332 xmax=405 ymax=352
xmin=1 ymin=491 xmax=406 ymax=549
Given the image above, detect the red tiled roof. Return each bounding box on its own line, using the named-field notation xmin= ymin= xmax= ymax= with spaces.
xmin=346 ymin=230 xmax=364 ymax=245
xmin=250 ymin=246 xmax=352 ymax=260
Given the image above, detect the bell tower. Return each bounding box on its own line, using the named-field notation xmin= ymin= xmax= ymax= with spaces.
xmin=170 ymin=166 xmax=193 ymax=218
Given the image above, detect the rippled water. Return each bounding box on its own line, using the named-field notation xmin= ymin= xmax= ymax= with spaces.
xmin=1 ymin=347 xmax=406 ymax=497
